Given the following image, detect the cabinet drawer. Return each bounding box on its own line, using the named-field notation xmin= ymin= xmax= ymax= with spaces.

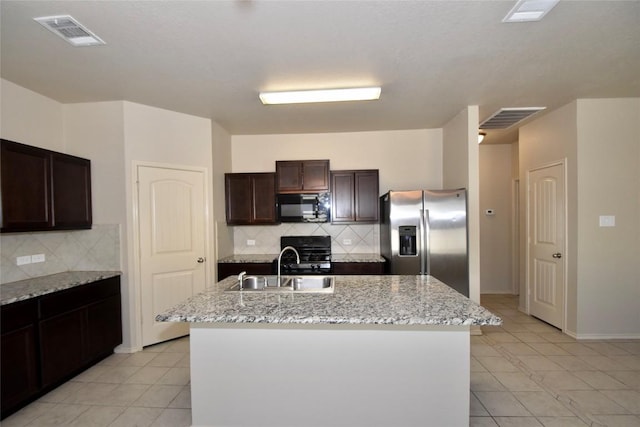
xmin=1 ymin=299 xmax=38 ymax=333
xmin=39 ymin=277 xmax=119 ymax=319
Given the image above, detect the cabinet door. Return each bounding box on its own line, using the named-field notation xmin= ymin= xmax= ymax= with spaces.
xmin=301 ymin=160 xmax=330 ymax=192
xmin=1 ymin=299 xmax=39 ymax=416
xmin=0 ymin=139 xmax=52 ymax=231
xmin=86 ymin=295 xmax=122 ymax=362
xmin=1 ymin=326 xmax=39 ymax=414
xmin=331 ymin=170 xmax=379 ymax=224
xmin=39 ymin=309 xmax=85 ymax=387
xmin=51 ymin=153 xmax=92 ymax=229
xmin=331 ymin=172 xmax=355 ymax=222
xmin=251 ymin=174 xmax=277 ymax=224
xmin=225 ymin=174 xmax=253 ymax=224
xmin=276 ymin=161 xmax=303 ymax=193
xmin=354 ymin=170 xmax=379 ymax=222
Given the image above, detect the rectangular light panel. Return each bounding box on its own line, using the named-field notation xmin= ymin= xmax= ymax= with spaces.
xmin=259 ymin=87 xmax=381 ymax=105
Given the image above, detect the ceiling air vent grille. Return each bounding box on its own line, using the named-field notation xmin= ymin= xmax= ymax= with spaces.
xmin=479 ymin=107 xmax=546 ymax=130
xmin=34 ymin=15 xmax=105 ymax=47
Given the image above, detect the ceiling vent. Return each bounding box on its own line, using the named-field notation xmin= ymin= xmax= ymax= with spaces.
xmin=479 ymin=107 xmax=546 ymax=130
xmin=34 ymin=15 xmax=105 ymax=47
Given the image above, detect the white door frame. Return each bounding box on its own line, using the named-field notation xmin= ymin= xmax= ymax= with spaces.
xmin=511 ymin=178 xmax=520 ymax=295
xmin=525 ymin=159 xmax=568 ymax=331
xmin=131 ymin=160 xmax=212 ymax=349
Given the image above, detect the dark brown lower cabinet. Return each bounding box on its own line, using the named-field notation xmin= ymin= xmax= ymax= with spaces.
xmin=0 ymin=276 xmax=122 ymax=419
xmin=0 ymin=300 xmax=39 ymax=414
xmin=218 ymin=262 xmax=274 ymax=281
xmin=39 ymin=309 xmax=85 ymax=387
xmin=332 ymin=262 xmax=385 ymax=275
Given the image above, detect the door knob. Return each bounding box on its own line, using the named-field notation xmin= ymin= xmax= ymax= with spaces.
xmin=552 ymin=253 xmax=562 ymax=259
xmin=197 ymin=257 xmax=206 ymax=263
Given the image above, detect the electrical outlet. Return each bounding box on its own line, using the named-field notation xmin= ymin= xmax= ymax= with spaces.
xmin=342 ymin=239 xmax=352 ymax=245
xmin=32 ymin=254 xmax=46 ymax=263
xmin=17 ymin=255 xmax=31 ymax=266
xmin=247 ymin=239 xmax=256 ymax=246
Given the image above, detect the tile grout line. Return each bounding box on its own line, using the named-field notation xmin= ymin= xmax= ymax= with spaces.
xmin=484 ymin=334 xmax=609 ymax=427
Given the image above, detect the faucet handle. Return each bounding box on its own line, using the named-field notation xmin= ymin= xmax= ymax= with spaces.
xmin=237 ymin=271 xmax=246 ymax=289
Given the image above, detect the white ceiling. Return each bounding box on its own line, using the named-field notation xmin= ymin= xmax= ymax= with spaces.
xmin=2 ymin=1 xmax=639 ymax=144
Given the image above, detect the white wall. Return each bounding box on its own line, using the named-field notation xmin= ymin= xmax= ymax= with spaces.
xmin=63 ymin=101 xmax=132 ymax=346
xmin=575 ymin=98 xmax=640 ymax=338
xmin=211 ymin=121 xmax=233 ymax=262
xmin=443 ymin=106 xmax=480 ymax=304
xmin=232 ymin=129 xmax=443 ymax=193
xmin=519 ymin=102 xmax=579 ymax=333
xmin=1 ymin=79 xmax=64 ymax=151
xmin=121 ymin=101 xmax=214 ymax=350
xmin=520 ymin=98 xmax=640 ymax=338
xmin=479 ymin=144 xmax=514 ymax=294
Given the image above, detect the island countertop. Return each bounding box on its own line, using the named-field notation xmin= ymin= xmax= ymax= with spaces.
xmin=156 ymin=275 xmax=502 ymax=326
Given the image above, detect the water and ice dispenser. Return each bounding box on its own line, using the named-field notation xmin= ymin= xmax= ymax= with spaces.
xmin=398 ymin=226 xmax=417 ymax=256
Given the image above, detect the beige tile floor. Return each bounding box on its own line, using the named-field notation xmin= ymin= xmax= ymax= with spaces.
xmin=473 ymin=295 xmax=640 ymax=427
xmin=2 ymin=294 xmax=639 ymax=426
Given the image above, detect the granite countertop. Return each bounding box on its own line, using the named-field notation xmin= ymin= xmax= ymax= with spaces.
xmin=156 ymin=275 xmax=502 ymax=327
xmin=217 ymin=254 xmax=278 ymax=263
xmin=0 ymin=271 xmax=122 ymax=306
xmin=331 ymin=253 xmax=385 ymax=263
xmin=218 ymin=253 xmax=385 ymax=263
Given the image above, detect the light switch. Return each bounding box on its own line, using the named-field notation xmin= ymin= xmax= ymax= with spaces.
xmin=599 ymin=215 xmax=615 ymax=227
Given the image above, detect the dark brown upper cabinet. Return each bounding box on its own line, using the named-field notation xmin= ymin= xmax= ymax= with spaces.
xmin=225 ymin=173 xmax=277 ymax=225
xmin=1 ymin=139 xmax=92 ymax=233
xmin=276 ymin=160 xmax=330 ymax=193
xmin=331 ymin=170 xmax=379 ymax=224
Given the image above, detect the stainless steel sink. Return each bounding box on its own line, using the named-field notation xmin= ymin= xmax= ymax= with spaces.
xmin=226 ymin=275 xmax=335 ymax=293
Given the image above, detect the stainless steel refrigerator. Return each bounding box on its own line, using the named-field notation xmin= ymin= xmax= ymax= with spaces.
xmin=379 ymin=189 xmax=469 ymax=296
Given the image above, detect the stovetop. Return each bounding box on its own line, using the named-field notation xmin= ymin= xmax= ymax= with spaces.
xmin=279 ymin=235 xmax=332 ymax=274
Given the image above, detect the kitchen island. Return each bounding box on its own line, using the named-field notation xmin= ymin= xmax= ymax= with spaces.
xmin=157 ymin=275 xmax=501 ymax=427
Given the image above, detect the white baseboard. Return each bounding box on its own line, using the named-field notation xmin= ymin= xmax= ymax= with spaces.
xmin=114 ymin=345 xmax=142 ymax=354
xmin=480 ymin=290 xmax=517 ymax=295
xmin=575 ymin=333 xmax=640 ymax=340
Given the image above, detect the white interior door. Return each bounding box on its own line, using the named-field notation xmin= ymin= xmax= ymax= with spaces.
xmin=138 ymin=164 xmax=207 ymax=346
xmin=527 ymin=163 xmax=565 ymax=329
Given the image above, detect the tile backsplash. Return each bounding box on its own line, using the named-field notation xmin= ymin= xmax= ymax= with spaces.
xmin=0 ymin=224 xmax=120 ymax=284
xmin=232 ymin=223 xmax=379 ymax=255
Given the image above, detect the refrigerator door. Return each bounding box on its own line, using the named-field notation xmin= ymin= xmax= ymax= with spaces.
xmin=382 ymin=190 xmax=424 ymax=275
xmin=423 ymin=189 xmax=469 ymax=296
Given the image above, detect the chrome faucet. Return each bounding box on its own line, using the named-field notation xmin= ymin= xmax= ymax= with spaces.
xmin=277 ymin=246 xmax=300 ymax=287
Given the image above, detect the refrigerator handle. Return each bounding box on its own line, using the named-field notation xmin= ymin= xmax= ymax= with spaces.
xmin=419 ymin=209 xmax=428 ymax=275
xmin=422 ymin=209 xmax=431 ymax=275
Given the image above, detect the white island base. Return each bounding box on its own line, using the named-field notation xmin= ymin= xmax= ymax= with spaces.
xmin=190 ymin=323 xmax=470 ymax=427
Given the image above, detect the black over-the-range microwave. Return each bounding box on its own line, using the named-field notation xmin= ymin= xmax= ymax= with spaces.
xmin=276 ymin=193 xmax=331 ymax=223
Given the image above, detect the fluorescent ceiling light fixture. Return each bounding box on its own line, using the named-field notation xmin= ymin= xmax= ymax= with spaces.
xmin=34 ymin=15 xmax=106 ymax=46
xmin=502 ymin=0 xmax=560 ymax=23
xmin=259 ymin=87 xmax=381 ymax=105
